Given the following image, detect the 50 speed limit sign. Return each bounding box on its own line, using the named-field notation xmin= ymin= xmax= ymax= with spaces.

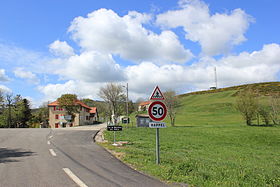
xmin=148 ymin=101 xmax=167 ymax=121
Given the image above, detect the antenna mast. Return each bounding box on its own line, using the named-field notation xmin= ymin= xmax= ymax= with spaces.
xmin=214 ymin=67 xmax=218 ymax=88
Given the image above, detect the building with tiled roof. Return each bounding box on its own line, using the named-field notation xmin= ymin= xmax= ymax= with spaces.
xmin=138 ymin=101 xmax=152 ymax=111
xmin=89 ymin=107 xmax=99 ymax=122
xmin=48 ymin=99 xmax=96 ymax=128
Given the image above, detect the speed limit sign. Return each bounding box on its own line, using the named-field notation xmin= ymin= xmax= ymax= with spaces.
xmin=148 ymin=101 xmax=167 ymax=121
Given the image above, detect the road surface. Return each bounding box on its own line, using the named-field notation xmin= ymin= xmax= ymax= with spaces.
xmin=0 ymin=128 xmax=168 ymax=187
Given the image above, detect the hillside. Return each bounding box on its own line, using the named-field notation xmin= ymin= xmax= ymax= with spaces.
xmin=179 ymin=82 xmax=280 ymax=97
xmin=103 ymin=81 xmax=280 ymax=186
xmin=173 ymin=82 xmax=280 ymax=126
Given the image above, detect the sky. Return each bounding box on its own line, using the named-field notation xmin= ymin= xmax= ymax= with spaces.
xmin=0 ymin=0 xmax=279 ymax=107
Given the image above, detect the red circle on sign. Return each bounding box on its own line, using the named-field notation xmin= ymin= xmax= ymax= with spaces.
xmin=148 ymin=101 xmax=167 ymax=121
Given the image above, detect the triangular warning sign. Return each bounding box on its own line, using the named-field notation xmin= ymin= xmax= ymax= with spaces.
xmin=150 ymin=86 xmax=165 ymax=100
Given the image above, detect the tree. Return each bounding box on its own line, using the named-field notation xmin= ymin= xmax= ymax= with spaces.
xmin=6 ymin=93 xmax=13 ymax=128
xmin=29 ymin=102 xmax=49 ymax=128
xmin=163 ymin=90 xmax=179 ymax=127
xmin=257 ymin=104 xmax=271 ymax=126
xmin=236 ymin=88 xmax=259 ymax=126
xmin=57 ymin=94 xmax=79 ymax=122
xmin=0 ymin=90 xmax=4 ymax=107
xmin=270 ymin=95 xmax=280 ymax=125
xmin=98 ymin=83 xmax=125 ymax=118
xmin=81 ymin=98 xmax=108 ymax=121
xmin=0 ymin=94 xmax=32 ymax=128
xmin=14 ymin=98 xmax=32 ymax=128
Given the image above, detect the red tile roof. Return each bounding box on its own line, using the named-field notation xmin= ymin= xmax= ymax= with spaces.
xmin=48 ymin=100 xmax=92 ymax=109
xmin=139 ymin=101 xmax=152 ymax=106
xmin=90 ymin=107 xmax=97 ymax=114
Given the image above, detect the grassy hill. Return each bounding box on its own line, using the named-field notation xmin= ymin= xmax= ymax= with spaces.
xmin=101 ymin=82 xmax=280 ymax=186
xmin=174 ymin=82 xmax=280 ymax=126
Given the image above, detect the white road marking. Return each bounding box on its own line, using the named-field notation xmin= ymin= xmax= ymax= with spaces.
xmin=49 ymin=149 xmax=57 ymax=157
xmin=47 ymin=141 xmax=50 ymax=145
xmin=63 ymin=168 xmax=88 ymax=187
xmin=49 ymin=135 xmax=53 ymax=139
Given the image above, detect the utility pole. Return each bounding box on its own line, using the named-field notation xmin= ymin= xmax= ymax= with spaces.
xmin=126 ymin=83 xmax=128 ymax=118
xmin=123 ymin=83 xmax=129 ymax=118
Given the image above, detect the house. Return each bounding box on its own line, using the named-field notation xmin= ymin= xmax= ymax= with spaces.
xmin=135 ymin=114 xmax=151 ymax=127
xmin=138 ymin=101 xmax=152 ymax=111
xmin=89 ymin=107 xmax=99 ymax=122
xmin=48 ymin=99 xmax=94 ymax=128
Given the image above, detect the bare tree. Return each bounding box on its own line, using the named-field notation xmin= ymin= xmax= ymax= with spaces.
xmin=163 ymin=90 xmax=179 ymax=127
xmin=236 ymin=88 xmax=258 ymax=126
xmin=98 ymin=83 xmax=125 ymax=119
xmin=270 ymin=95 xmax=280 ymax=125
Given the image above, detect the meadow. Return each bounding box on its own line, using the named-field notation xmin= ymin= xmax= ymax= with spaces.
xmin=101 ymin=84 xmax=280 ymax=186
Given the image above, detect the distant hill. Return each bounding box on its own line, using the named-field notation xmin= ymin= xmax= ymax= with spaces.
xmin=179 ymin=82 xmax=280 ymax=98
xmin=173 ymin=82 xmax=280 ymax=126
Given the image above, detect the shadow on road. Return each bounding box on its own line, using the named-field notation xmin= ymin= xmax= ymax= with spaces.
xmin=0 ymin=148 xmax=35 ymax=163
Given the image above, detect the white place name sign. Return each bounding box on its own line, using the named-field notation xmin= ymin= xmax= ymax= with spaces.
xmin=149 ymin=122 xmax=166 ymax=128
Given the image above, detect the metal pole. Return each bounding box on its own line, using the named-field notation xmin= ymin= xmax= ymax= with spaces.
xmin=156 ymin=128 xmax=160 ymax=164
xmin=126 ymin=83 xmax=128 ymax=118
xmin=113 ymin=131 xmax=116 ymax=145
xmin=214 ymin=67 xmax=218 ymax=88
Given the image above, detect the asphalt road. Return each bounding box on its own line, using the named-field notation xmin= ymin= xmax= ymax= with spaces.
xmin=0 ymin=128 xmax=168 ymax=187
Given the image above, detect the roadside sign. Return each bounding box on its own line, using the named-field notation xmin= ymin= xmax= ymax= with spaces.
xmin=64 ymin=115 xmax=72 ymax=121
xmin=149 ymin=122 xmax=166 ymax=128
xmin=107 ymin=126 xmax=123 ymax=131
xmin=150 ymin=86 xmax=165 ymax=100
xmin=122 ymin=117 xmax=130 ymax=124
xmin=148 ymin=101 xmax=167 ymax=121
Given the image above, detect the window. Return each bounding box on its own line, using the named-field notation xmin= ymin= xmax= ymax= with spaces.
xmin=54 ymin=106 xmax=56 ymax=111
xmin=55 ymin=115 xmax=59 ymax=119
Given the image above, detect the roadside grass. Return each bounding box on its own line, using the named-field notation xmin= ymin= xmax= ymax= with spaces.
xmin=101 ymin=85 xmax=280 ymax=186
xmin=102 ymin=125 xmax=280 ymax=186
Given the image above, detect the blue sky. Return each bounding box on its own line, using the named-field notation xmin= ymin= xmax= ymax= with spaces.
xmin=0 ymin=0 xmax=279 ymax=107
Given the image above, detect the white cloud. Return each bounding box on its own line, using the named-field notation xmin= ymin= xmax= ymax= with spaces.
xmin=157 ymin=0 xmax=253 ymax=56
xmin=0 ymin=69 xmax=10 ymax=82
xmin=61 ymin=51 xmax=125 ymax=82
xmin=68 ymin=8 xmax=193 ymax=64
xmin=49 ymin=40 xmax=74 ymax=57
xmin=38 ymin=80 xmax=103 ymax=102
xmin=125 ymin=43 xmax=280 ymax=95
xmin=0 ymin=85 xmax=12 ymax=93
xmin=14 ymin=67 xmax=40 ymax=84
xmin=38 ymin=43 xmax=280 ymax=101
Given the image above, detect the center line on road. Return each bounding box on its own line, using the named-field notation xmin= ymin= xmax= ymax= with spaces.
xmin=47 ymin=141 xmax=50 ymax=145
xmin=49 ymin=149 xmax=57 ymax=157
xmin=63 ymin=168 xmax=89 ymax=187
xmin=49 ymin=135 xmax=53 ymax=139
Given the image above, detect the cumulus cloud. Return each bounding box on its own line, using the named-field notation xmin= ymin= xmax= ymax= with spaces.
xmin=125 ymin=43 xmax=280 ymax=95
xmin=61 ymin=51 xmax=125 ymax=82
xmin=68 ymin=8 xmax=193 ymax=64
xmin=0 ymin=69 xmax=10 ymax=82
xmin=14 ymin=67 xmax=40 ymax=84
xmin=38 ymin=43 xmax=280 ymax=101
xmin=38 ymin=80 xmax=103 ymax=102
xmin=157 ymin=0 xmax=253 ymax=56
xmin=49 ymin=40 xmax=74 ymax=57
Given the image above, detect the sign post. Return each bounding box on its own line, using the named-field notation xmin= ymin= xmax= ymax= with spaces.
xmin=148 ymin=86 xmax=167 ymax=164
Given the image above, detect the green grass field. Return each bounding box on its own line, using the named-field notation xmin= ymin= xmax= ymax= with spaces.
xmin=101 ymin=83 xmax=280 ymax=186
